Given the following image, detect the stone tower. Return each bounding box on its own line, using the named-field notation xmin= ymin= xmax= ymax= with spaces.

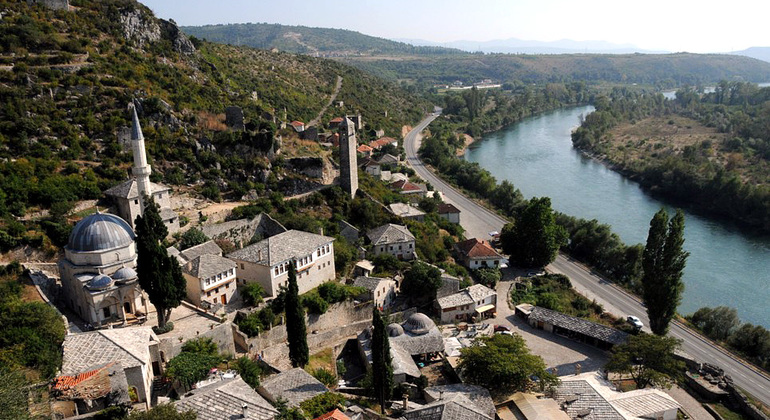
xmin=130 ymin=105 xmax=152 ymax=203
xmin=339 ymin=117 xmax=358 ymax=198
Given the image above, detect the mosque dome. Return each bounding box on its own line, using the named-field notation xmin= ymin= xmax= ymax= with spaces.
xmin=67 ymin=212 xmax=135 ymax=252
xmin=386 ymin=323 xmax=404 ymax=337
xmin=403 ymin=312 xmax=435 ymax=335
xmin=112 ymin=266 xmax=138 ymax=282
xmin=87 ymin=274 xmax=114 ymax=291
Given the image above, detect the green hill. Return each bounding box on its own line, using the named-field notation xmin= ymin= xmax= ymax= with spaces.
xmin=340 ymin=52 xmax=770 ymax=86
xmin=0 ymin=0 xmax=429 ymax=242
xmin=181 ymin=22 xmax=462 ymax=56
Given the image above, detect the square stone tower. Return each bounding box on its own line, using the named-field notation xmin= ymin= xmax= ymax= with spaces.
xmin=339 ymin=117 xmax=358 ymax=198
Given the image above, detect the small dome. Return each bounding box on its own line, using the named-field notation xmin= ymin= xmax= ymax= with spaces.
xmin=112 ymin=266 xmax=137 ymax=281
xmin=87 ymin=274 xmax=114 ymax=291
xmin=403 ymin=312 xmax=435 ymax=335
xmin=386 ymin=323 xmax=404 ymax=337
xmin=68 ymin=213 xmax=135 ymax=252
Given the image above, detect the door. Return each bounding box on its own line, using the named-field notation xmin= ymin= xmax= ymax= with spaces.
xmin=221 ymin=294 xmax=227 ymax=305
xmin=124 ymin=302 xmax=131 ymax=314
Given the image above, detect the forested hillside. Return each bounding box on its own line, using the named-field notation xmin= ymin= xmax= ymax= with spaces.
xmin=182 ymin=22 xmax=461 ymax=56
xmin=0 ymin=0 xmax=428 ymax=252
xmin=341 ymin=53 xmax=770 ymax=87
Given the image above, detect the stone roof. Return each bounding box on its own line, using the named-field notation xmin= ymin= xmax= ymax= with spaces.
xmin=437 ymin=284 xmax=496 ymax=309
xmin=175 ymin=377 xmax=278 ymax=420
xmin=260 ymin=368 xmax=327 ymax=407
xmin=402 ymin=394 xmax=492 ymax=420
xmin=367 ymin=224 xmax=415 ymax=246
xmin=353 ymin=276 xmax=393 ymax=292
xmin=183 ymin=254 xmax=236 ymax=280
xmin=424 ymin=384 xmax=496 ymax=419
xmin=227 ymin=230 xmax=333 ymax=266
xmin=103 ymin=179 xmax=170 ymax=200
xmin=610 ymin=391 xmax=680 ymax=419
xmin=554 ymin=379 xmax=624 ymax=420
xmin=528 ymin=307 xmax=629 ymax=346
xmin=507 ymin=392 xmax=571 ymax=420
xmin=62 ymin=328 xmax=156 ymax=375
xmin=389 ymin=203 xmax=425 ymax=218
xmin=378 ymin=153 xmax=399 ymax=165
xmin=454 ymin=238 xmax=502 ymax=260
xmin=67 ymin=212 xmax=135 ymax=253
xmin=357 ymin=328 xmax=421 ymax=380
xmin=391 ymin=326 xmax=444 ymax=355
xmin=159 ymin=207 xmax=178 ymax=221
xmin=180 ymin=240 xmax=223 ymax=261
xmin=438 ymin=203 xmax=461 ymax=214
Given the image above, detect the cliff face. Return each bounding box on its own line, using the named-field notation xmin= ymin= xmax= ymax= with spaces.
xmin=119 ymin=8 xmax=194 ymax=54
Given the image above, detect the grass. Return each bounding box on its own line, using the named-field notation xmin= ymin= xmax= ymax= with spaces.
xmin=709 ymin=403 xmax=751 ymax=420
xmin=305 ymin=348 xmax=335 ymax=374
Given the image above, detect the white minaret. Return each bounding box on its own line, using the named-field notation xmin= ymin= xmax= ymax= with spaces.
xmin=130 ymin=104 xmax=152 ymax=201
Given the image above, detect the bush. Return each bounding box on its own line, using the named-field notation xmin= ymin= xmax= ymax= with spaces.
xmin=152 ymin=321 xmax=174 ymax=335
xmin=240 ymin=282 xmax=265 ymax=307
xmin=234 ymin=356 xmax=261 ymax=389
xmin=179 ymin=227 xmax=208 ymax=250
xmin=299 ymin=392 xmax=346 ymax=418
xmin=473 ymin=268 xmax=501 ymax=288
xmin=302 ymin=292 xmax=329 ymax=314
xmin=164 ymin=351 xmax=220 ymax=389
xmin=311 ymin=368 xmax=336 ymax=388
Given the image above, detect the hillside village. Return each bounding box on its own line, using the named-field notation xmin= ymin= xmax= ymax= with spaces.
xmin=3 ymin=2 xmax=770 ymax=420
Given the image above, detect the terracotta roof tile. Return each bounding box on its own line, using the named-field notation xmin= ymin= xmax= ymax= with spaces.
xmin=455 ymin=238 xmax=502 ymax=259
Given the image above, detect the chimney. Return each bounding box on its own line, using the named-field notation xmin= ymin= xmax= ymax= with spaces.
xmin=439 ymin=391 xmax=444 ymax=400
xmin=241 ymin=403 xmax=248 ymax=418
xmin=403 ymin=393 xmax=409 ymax=410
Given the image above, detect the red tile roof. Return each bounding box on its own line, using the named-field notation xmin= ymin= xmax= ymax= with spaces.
xmin=330 ymin=117 xmax=344 ymax=123
xmin=455 ymin=238 xmax=502 ymax=259
xmin=289 ymin=121 xmax=305 ymax=127
xmin=357 ymin=144 xmax=374 ymax=153
xmin=314 ymin=409 xmax=350 ymax=420
xmin=390 ymin=180 xmax=423 ymax=193
xmin=53 ymin=368 xmax=101 ymax=391
xmin=438 ymin=203 xmax=460 ymax=214
xmin=369 ymin=136 xmax=398 ymax=149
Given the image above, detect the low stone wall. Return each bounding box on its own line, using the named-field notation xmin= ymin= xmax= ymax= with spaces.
xmin=726 ymin=384 xmax=770 ymax=420
xmin=160 ymin=321 xmax=235 ymax=360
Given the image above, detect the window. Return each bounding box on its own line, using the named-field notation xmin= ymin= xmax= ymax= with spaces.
xmin=409 ymin=243 xmax=413 ymax=248
xmin=207 ymin=291 xmax=211 ymax=297
xmin=134 ymin=200 xmax=139 ymax=205
xmin=102 ymin=307 xmax=111 ymax=318
xmin=215 ymin=288 xmax=219 ymax=293
xmin=275 ymin=267 xmax=279 ymax=276
xmin=240 ymin=263 xmax=244 ymax=269
xmin=317 ymin=250 xmax=321 ymax=257
xmin=399 ymin=245 xmax=402 ymax=250
xmin=226 ymin=283 xmax=229 ymax=289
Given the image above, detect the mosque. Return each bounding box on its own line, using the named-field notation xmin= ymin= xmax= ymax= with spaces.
xmin=58 ymin=104 xmax=177 ymax=326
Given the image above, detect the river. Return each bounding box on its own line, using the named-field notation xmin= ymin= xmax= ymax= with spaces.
xmin=463 ymin=106 xmax=770 ymax=327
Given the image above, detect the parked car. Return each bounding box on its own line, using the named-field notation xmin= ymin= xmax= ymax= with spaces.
xmin=627 ymin=315 xmax=644 ymax=330
xmin=527 ymin=270 xmax=545 ymax=277
xmin=494 ymin=324 xmax=510 ymax=332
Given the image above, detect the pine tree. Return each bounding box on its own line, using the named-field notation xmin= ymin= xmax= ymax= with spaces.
xmin=285 ymin=262 xmax=309 ymax=368
xmin=371 ymin=307 xmax=393 ymax=413
xmin=642 ymin=208 xmax=689 ymax=335
xmin=135 ymin=196 xmax=186 ymax=330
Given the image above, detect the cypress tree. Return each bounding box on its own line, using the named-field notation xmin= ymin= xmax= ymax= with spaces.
xmin=135 ymin=196 xmax=186 ymax=329
xmin=285 ymin=262 xmax=308 ymax=368
xmin=642 ymin=208 xmax=689 ymax=335
xmin=371 ymin=307 xmax=393 ymax=413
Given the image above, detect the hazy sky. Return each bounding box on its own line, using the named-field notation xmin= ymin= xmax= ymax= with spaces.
xmin=141 ymin=0 xmax=769 ymax=53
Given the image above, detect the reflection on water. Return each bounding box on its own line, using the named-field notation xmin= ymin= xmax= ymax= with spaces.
xmin=465 ymin=106 xmax=770 ymax=327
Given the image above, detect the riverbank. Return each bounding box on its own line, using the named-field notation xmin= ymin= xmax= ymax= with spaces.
xmin=455 ymin=134 xmax=475 ymax=156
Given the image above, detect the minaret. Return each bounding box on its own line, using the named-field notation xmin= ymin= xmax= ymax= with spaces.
xmin=130 ymin=104 xmax=152 ymax=201
xmin=339 ymin=117 xmax=358 ymax=198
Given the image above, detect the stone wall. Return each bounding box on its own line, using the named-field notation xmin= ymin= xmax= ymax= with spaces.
xmin=159 ymin=321 xmax=235 ymax=360
xmin=201 ymin=213 xmax=286 ymax=249
xmin=287 ymin=157 xmax=325 ymax=179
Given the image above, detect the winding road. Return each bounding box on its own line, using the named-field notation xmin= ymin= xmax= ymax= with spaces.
xmin=404 ymin=111 xmax=770 ymax=406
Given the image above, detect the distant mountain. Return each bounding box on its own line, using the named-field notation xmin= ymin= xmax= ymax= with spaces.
xmin=730 ymin=47 xmax=770 ymax=64
xmin=182 ymin=23 xmax=462 ymax=56
xmin=393 ymin=37 xmax=669 ymax=55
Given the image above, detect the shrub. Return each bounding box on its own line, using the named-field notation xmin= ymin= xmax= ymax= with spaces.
xmin=302 ymin=292 xmax=329 ymax=314
xmin=152 ymin=321 xmax=174 ymax=335
xmin=311 ymin=367 xmax=336 ymax=388
xmin=234 ymin=356 xmax=261 ymax=389
xmin=240 ymin=282 xmax=266 ymax=307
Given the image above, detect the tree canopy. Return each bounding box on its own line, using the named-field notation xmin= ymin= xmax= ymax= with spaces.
xmin=400 ymin=261 xmax=442 ymax=303
xmin=641 ymin=208 xmax=689 ymax=335
xmin=458 ymin=333 xmax=557 ymax=395
xmin=285 ymin=262 xmax=309 ymax=368
xmin=605 ymin=333 xmax=684 ymax=389
xmin=501 ymin=197 xmax=566 ymax=268
xmin=178 ymin=227 xmax=209 ymax=250
xmin=135 ymin=196 xmax=187 ymax=330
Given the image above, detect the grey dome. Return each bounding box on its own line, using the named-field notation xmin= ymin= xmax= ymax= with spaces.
xmin=68 ymin=213 xmax=135 ymax=252
xmin=386 ymin=323 xmax=404 ymax=337
xmin=112 ymin=266 xmax=137 ymax=281
xmin=87 ymin=274 xmax=113 ymax=290
xmin=403 ymin=312 xmax=435 ymax=335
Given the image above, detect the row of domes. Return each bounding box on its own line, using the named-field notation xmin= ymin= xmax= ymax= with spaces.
xmin=83 ymin=267 xmax=138 ymax=291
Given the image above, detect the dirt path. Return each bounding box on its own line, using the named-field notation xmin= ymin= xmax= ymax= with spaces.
xmin=307 ymin=75 xmax=343 ymax=128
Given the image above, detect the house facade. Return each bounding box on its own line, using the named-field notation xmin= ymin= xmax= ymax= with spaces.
xmin=367 ymin=223 xmax=416 ymax=260
xmin=353 ymin=276 xmax=398 ymax=308
xmin=438 ymin=203 xmax=461 ymax=224
xmin=436 ymin=284 xmax=497 ymax=323
xmin=454 ymin=238 xmax=504 ymax=269
xmin=227 ymin=230 xmax=335 ymax=298
xmin=182 ymin=254 xmax=237 ymax=308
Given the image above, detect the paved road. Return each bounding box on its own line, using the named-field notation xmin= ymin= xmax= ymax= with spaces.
xmin=404 ymin=112 xmax=770 ymax=406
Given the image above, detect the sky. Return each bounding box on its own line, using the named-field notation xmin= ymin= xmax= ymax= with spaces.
xmin=140 ymin=0 xmax=770 ymax=53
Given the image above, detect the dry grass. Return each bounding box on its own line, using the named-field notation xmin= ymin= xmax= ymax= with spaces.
xmin=305 ymin=348 xmax=336 ymax=373
xmin=197 ymin=111 xmax=228 ymax=131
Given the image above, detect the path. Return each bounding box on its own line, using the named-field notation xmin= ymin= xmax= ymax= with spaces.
xmin=307 ymin=75 xmax=343 ymax=128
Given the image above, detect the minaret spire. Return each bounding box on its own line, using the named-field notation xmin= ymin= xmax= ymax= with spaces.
xmin=130 ymin=103 xmax=152 ymax=204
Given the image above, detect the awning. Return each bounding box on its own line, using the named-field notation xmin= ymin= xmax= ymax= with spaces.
xmin=476 ymin=304 xmax=496 ymax=313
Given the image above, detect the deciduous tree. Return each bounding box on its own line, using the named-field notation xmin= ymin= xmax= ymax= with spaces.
xmin=502 ymin=197 xmax=566 ymax=268
xmin=285 ymin=262 xmax=309 ymax=368
xmin=605 ymin=334 xmax=684 ymax=389
xmin=400 ymin=261 xmax=442 ymax=303
xmin=641 ymin=208 xmax=689 ymax=335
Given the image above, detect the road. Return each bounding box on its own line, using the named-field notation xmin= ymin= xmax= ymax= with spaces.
xmin=404 ymin=111 xmax=770 ymax=406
